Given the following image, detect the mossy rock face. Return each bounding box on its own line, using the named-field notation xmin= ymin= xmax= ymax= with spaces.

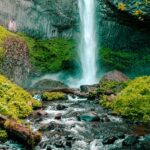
xmin=0 ymin=26 xmax=78 ymax=77
xmin=0 ymin=129 xmax=8 ymax=141
xmin=98 ymin=80 xmax=127 ymax=95
xmin=29 ymin=38 xmax=78 ymax=73
xmin=111 ymin=76 xmax=150 ymax=122
xmin=99 ymin=47 xmax=150 ymax=73
xmin=0 ymin=74 xmax=42 ymax=120
xmin=42 ymin=92 xmax=67 ymax=101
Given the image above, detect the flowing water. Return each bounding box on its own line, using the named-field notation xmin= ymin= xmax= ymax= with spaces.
xmin=78 ymin=0 xmax=98 ymax=85
xmin=1 ymin=96 xmax=139 ymax=150
xmin=1 ymin=95 xmax=150 ymax=150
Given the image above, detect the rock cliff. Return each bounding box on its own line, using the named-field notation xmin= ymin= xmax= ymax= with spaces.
xmin=0 ymin=0 xmax=78 ymax=38
xmin=97 ymin=0 xmax=150 ymax=50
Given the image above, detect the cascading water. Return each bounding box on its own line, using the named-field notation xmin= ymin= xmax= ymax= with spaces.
xmin=78 ymin=0 xmax=98 ymax=85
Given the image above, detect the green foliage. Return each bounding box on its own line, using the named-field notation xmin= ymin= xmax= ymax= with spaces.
xmin=42 ymin=92 xmax=66 ymax=101
xmin=0 ymin=75 xmax=42 ymax=119
xmin=29 ymin=38 xmax=77 ymax=73
xmin=99 ymin=80 xmax=127 ymax=107
xmin=111 ymin=76 xmax=150 ymax=122
xmin=0 ymin=129 xmax=8 ymax=141
xmin=100 ymin=47 xmax=150 ymax=71
xmin=98 ymin=80 xmax=127 ymax=94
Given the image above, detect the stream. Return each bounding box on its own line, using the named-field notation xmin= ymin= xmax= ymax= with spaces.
xmin=1 ymin=95 xmax=149 ymax=150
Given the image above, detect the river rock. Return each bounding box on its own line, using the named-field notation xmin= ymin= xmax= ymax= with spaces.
xmin=31 ymin=79 xmax=67 ymax=90
xmin=31 ymin=110 xmax=47 ymax=118
xmin=123 ymin=135 xmax=139 ymax=146
xmin=101 ymin=70 xmax=129 ymax=82
xmin=56 ymin=104 xmax=67 ymax=110
xmin=55 ymin=113 xmax=62 ymax=120
xmin=46 ymin=145 xmax=52 ymax=150
xmin=39 ymin=122 xmax=64 ymax=132
xmin=80 ymin=84 xmax=98 ymax=93
xmin=54 ymin=140 xmax=65 ymax=148
xmin=77 ymin=112 xmax=100 ymax=122
xmin=103 ymin=136 xmax=117 ymax=145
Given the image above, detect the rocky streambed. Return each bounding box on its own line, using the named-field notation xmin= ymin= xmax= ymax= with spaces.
xmin=1 ymin=94 xmax=150 ymax=150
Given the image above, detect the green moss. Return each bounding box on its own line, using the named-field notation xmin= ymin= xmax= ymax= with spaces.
xmin=0 ymin=129 xmax=8 ymax=141
xmin=29 ymin=38 xmax=77 ymax=73
xmin=100 ymin=47 xmax=150 ymax=71
xmin=99 ymin=80 xmax=127 ymax=107
xmin=17 ymin=33 xmax=77 ymax=73
xmin=98 ymin=80 xmax=127 ymax=94
xmin=42 ymin=92 xmax=66 ymax=101
xmin=111 ymin=76 xmax=150 ymax=122
xmin=0 ymin=75 xmax=42 ymax=119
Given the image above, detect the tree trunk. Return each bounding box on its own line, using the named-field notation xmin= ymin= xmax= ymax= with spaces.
xmin=0 ymin=114 xmax=41 ymax=149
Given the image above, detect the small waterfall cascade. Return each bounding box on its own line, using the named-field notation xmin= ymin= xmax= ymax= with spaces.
xmin=78 ymin=0 xmax=98 ymax=85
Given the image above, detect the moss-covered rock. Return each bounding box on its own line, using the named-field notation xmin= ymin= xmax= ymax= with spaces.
xmin=99 ymin=79 xmax=127 ymax=107
xmin=100 ymin=76 xmax=150 ymax=122
xmin=0 ymin=75 xmax=42 ymax=120
xmin=0 ymin=129 xmax=8 ymax=141
xmin=111 ymin=76 xmax=150 ymax=122
xmin=42 ymin=92 xmax=67 ymax=101
xmin=98 ymin=80 xmax=127 ymax=95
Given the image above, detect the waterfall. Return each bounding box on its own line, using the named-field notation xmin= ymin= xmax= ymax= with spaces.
xmin=78 ymin=0 xmax=98 ymax=85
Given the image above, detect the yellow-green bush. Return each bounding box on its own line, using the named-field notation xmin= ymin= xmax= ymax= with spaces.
xmin=0 ymin=75 xmax=42 ymax=119
xmin=98 ymin=80 xmax=127 ymax=94
xmin=0 ymin=129 xmax=8 ymax=141
xmin=111 ymin=76 xmax=150 ymax=122
xmin=42 ymin=92 xmax=66 ymax=101
xmin=99 ymin=80 xmax=127 ymax=107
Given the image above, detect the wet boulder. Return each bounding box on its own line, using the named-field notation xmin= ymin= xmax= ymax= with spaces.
xmin=80 ymin=84 xmax=98 ymax=93
xmin=39 ymin=121 xmax=64 ymax=132
xmin=77 ymin=112 xmax=100 ymax=122
xmin=31 ymin=79 xmax=68 ymax=90
xmin=56 ymin=104 xmax=67 ymax=110
xmin=32 ymin=110 xmax=48 ymax=117
xmin=55 ymin=113 xmax=62 ymax=120
xmin=54 ymin=140 xmax=65 ymax=148
xmin=123 ymin=135 xmax=139 ymax=146
xmin=103 ymin=136 xmax=117 ymax=145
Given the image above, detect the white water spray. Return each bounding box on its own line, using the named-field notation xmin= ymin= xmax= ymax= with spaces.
xmin=78 ymin=0 xmax=97 ymax=85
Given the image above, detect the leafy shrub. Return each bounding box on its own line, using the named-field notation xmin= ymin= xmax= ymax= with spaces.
xmin=99 ymin=80 xmax=127 ymax=107
xmin=0 ymin=75 xmax=42 ymax=119
xmin=0 ymin=129 xmax=8 ymax=141
xmin=111 ymin=76 xmax=150 ymax=122
xmin=42 ymin=92 xmax=66 ymax=101
xmin=98 ymin=80 xmax=127 ymax=95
